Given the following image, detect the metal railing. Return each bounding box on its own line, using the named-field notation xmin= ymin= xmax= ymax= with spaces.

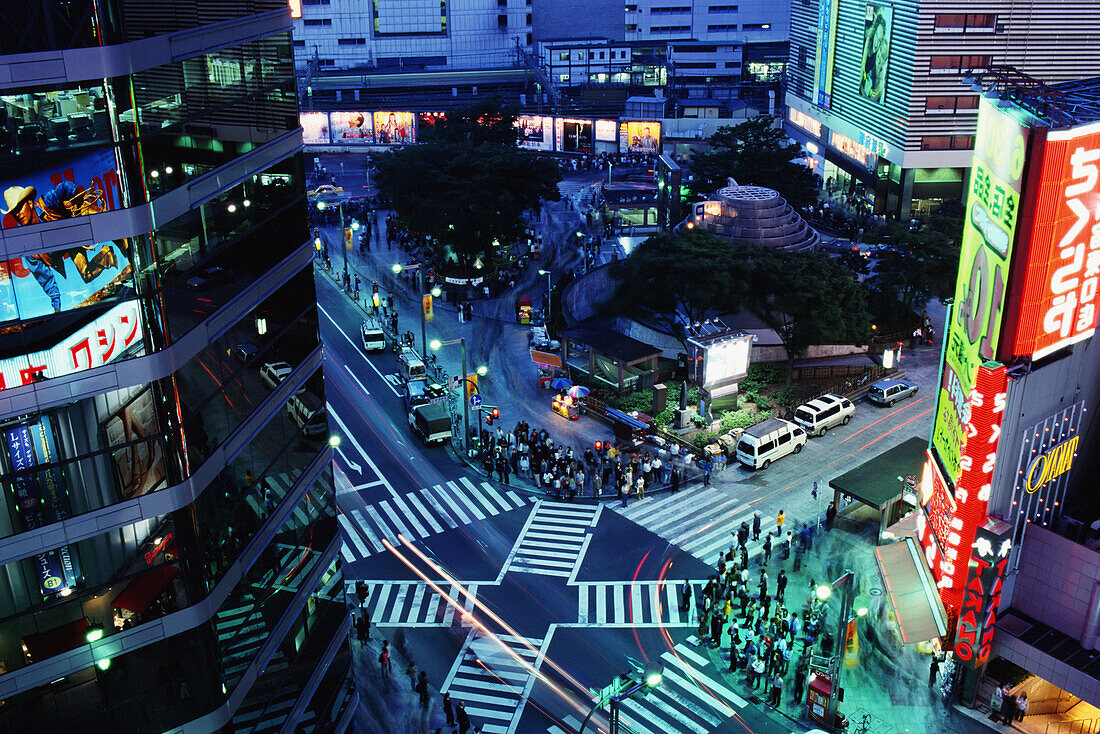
xmin=1045 ymin=717 xmax=1100 ymax=734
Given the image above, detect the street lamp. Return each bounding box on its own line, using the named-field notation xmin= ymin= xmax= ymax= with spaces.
xmin=578 ymin=661 xmax=663 ymax=734
xmin=817 ymin=570 xmax=855 ymax=731
xmin=316 ymin=198 xmax=350 ymax=284
xmin=393 ymin=262 xmax=431 ymax=357
xmin=538 ymin=268 xmax=552 ymax=311
xmin=431 ymin=337 xmax=470 ymax=457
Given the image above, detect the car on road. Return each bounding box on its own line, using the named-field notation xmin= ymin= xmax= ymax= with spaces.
xmin=360 ymin=322 xmax=386 ymax=352
xmin=307 ymin=184 xmax=344 ymax=200
xmin=185 ymin=265 xmax=231 ymax=290
xmin=867 ymin=378 xmax=919 ymax=406
xmin=260 ymin=361 xmax=294 ymax=389
xmin=228 ymin=343 xmax=259 ymax=364
xmin=734 ymin=418 xmax=807 ymax=470
xmin=818 ymin=240 xmax=860 ymax=255
xmin=793 ymin=393 xmax=855 ymax=436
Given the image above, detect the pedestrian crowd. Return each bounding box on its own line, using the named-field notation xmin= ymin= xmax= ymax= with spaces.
xmin=480 ymin=421 xmax=713 ymax=503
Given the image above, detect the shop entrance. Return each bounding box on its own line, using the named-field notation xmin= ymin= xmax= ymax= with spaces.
xmin=980 ymin=660 xmax=1100 ymax=734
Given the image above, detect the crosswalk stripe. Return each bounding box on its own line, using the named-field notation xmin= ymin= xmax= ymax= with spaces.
xmin=425 ymin=592 xmax=441 ymax=623
xmin=364 ymin=505 xmax=398 ymax=544
xmin=340 ymin=544 xmax=355 ymax=565
xmin=459 ymin=476 xmax=505 ymax=513
xmin=410 ymin=583 xmax=426 ymax=621
xmin=350 ymin=509 xmax=384 ymax=549
xmin=596 ymin=586 xmax=606 ymax=622
xmin=665 ymin=583 xmax=680 ymax=625
xmin=474 ymin=479 xmax=513 ymax=512
xmin=388 ymin=585 xmax=409 ymax=624
xmin=404 ymin=492 xmax=446 ymax=533
xmin=338 ymin=513 xmax=373 ymax=556
xmin=661 ymin=649 xmax=747 ymax=708
xmin=447 ymin=480 xmax=488 ymax=520
xmin=371 ymin=584 xmax=392 ymax=621
xmin=434 ymin=483 xmax=474 ymax=524
xmin=378 ymin=500 xmax=417 ymax=541
xmin=421 ymin=485 xmax=462 ymax=527
xmin=388 ymin=493 xmax=431 ymax=537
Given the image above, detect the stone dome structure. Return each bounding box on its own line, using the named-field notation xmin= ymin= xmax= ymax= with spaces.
xmin=686 ymin=184 xmax=819 ymax=252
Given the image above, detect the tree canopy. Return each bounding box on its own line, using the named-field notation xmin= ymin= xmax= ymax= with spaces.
xmin=417 ymin=100 xmax=522 ymax=146
xmin=688 ymin=116 xmax=821 ymax=212
xmin=373 ymin=102 xmax=561 ymax=272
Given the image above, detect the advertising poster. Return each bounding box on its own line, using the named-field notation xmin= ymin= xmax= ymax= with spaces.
xmin=0 ymin=300 xmax=144 ymax=390
xmin=620 ymin=121 xmax=661 ymax=154
xmin=1009 ymin=121 xmax=1100 ymax=358
xmin=594 ymin=119 xmax=618 ymax=143
xmin=103 ymin=387 xmax=167 ymax=501
xmin=1 ymin=239 xmax=134 ymax=324
xmin=300 ymin=112 xmax=329 ymax=145
xmin=373 ymin=112 xmax=416 ymax=144
xmin=555 ymin=118 xmax=593 ymax=154
xmin=931 ymin=98 xmax=1030 ymax=484
xmin=417 ymin=111 xmax=446 ymax=138
xmin=858 ymin=4 xmax=892 ymax=104
xmin=329 ymin=111 xmax=373 ymax=143
xmin=1 ymin=147 xmax=123 ymax=229
xmin=813 ymin=0 xmax=840 ymax=109
xmin=517 ymin=115 xmax=553 ymax=151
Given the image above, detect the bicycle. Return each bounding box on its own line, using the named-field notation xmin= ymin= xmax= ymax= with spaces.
xmin=852 ymin=712 xmax=873 ymax=734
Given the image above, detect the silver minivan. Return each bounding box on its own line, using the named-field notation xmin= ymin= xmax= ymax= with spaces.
xmin=735 ymin=418 xmax=807 ymax=470
xmin=287 ymin=391 xmax=328 ymax=436
xmin=867 ymin=379 xmax=919 ymax=406
xmin=793 ymin=394 xmax=855 ymax=436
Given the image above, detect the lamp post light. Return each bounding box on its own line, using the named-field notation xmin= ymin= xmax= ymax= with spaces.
xmin=316 ymin=198 xmax=351 ymax=284
xmin=431 ymin=337 xmax=469 ymax=457
xmin=816 ymin=570 xmax=856 ymax=731
xmin=578 ymin=662 xmax=663 ymax=734
xmin=393 ymin=262 xmax=432 ymax=356
xmin=538 ymin=268 xmax=552 ymax=321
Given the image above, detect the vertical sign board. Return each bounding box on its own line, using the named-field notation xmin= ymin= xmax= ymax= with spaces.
xmin=1007 ymin=401 xmax=1084 ymax=538
xmin=917 ymin=451 xmax=955 ymax=574
xmin=932 ymin=98 xmax=1030 ymax=486
xmin=813 ymin=0 xmax=840 ymax=109
xmin=1006 ymin=121 xmax=1100 ymax=359
xmin=954 ymin=523 xmax=1012 ymax=668
xmin=939 ymin=363 xmax=1008 ymax=619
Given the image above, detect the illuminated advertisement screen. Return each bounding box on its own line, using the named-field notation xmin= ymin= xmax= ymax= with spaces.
xmin=594 ymin=119 xmax=618 ymax=143
xmin=103 ymin=387 xmax=167 ymax=501
xmin=858 ymin=4 xmax=892 ymax=104
xmin=620 ymin=121 xmax=661 ymax=154
xmin=1 ymin=148 xmax=123 ymax=229
xmin=517 ymin=115 xmax=553 ymax=151
xmin=932 ymin=97 xmax=1029 ymax=485
xmin=0 ymin=300 xmax=143 ymax=390
xmin=300 ymin=112 xmax=329 ymax=144
xmin=1 ymin=240 xmax=133 ymax=324
xmin=1009 ymin=121 xmax=1100 ymax=358
xmin=288 ymin=0 xmax=301 ymax=18
xmin=701 ymin=336 xmax=750 ymax=389
xmin=555 ymin=118 xmax=593 ymax=154
xmin=329 ymin=111 xmax=373 ymax=143
xmin=813 ymin=0 xmax=840 ymax=109
xmin=955 ymin=523 xmax=1011 ymax=668
xmin=373 ymin=111 xmax=416 ymax=145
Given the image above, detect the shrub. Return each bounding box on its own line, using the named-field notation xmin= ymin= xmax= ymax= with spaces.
xmin=773 ymin=385 xmax=797 ymax=406
xmin=692 ymin=430 xmax=718 ymax=448
xmin=720 ymin=408 xmax=759 ymax=431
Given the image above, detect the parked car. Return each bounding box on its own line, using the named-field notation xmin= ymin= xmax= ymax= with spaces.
xmin=287 ymin=391 xmax=327 ymax=437
xmin=260 ymin=361 xmax=293 ymax=389
xmin=229 ymin=343 xmax=258 ymax=364
xmin=185 ymin=265 xmax=230 ymax=290
xmin=734 ymin=418 xmax=807 ymax=470
xmin=867 ymin=379 xmax=919 ymax=406
xmin=793 ymin=394 xmax=855 ymax=437
xmin=818 ymin=239 xmax=860 ymax=255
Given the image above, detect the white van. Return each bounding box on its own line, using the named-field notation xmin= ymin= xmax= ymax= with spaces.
xmin=735 ymin=418 xmax=807 ymax=470
xmin=360 ymin=322 xmax=386 ymax=352
xmin=287 ymin=391 xmax=327 ymax=437
xmin=398 ymin=348 xmax=427 ymax=382
xmin=793 ymin=394 xmax=855 ymax=437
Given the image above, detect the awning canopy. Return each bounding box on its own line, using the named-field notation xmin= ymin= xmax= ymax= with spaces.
xmin=530 ymin=349 xmax=562 ymax=368
xmin=829 ymin=436 xmax=927 ymax=510
xmin=112 ymin=565 xmax=178 ymax=614
xmin=559 ymin=320 xmax=662 ymax=366
xmin=874 ymin=537 xmax=948 ymax=644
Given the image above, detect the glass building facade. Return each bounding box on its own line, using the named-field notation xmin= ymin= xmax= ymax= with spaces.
xmin=0 ymin=1 xmax=353 ymax=732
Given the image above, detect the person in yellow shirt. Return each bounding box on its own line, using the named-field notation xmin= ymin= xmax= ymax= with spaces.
xmin=608 ymin=444 xmax=620 ymax=460
xmin=776 ymin=510 xmax=785 ymax=537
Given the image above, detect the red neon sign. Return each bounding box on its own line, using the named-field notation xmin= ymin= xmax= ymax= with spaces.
xmin=1010 ymin=123 xmax=1100 ymax=359
xmin=954 ymin=524 xmax=1011 ymax=667
xmin=145 ymin=533 xmax=173 ymax=565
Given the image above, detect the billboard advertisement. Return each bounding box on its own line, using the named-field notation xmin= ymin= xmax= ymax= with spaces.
xmin=373 ymin=112 xmax=416 ymax=144
xmin=329 ymin=111 xmax=373 ymax=143
xmin=1007 ymin=401 xmax=1084 ymax=537
xmin=0 ymin=300 xmax=144 ymax=390
xmin=813 ymin=0 xmax=840 ymax=109
xmin=858 ymin=4 xmax=892 ymax=104
xmin=595 ymin=119 xmax=618 ymax=143
xmin=103 ymin=387 xmax=167 ymax=501
xmin=300 ymin=112 xmax=329 ymax=145
xmin=1 ymin=148 xmax=123 ymax=229
xmin=932 ymin=98 xmax=1030 ymax=485
xmin=517 ymin=115 xmax=553 ymax=151
xmin=1008 ymin=122 xmax=1100 ymax=359
xmin=1 ymin=240 xmax=133 ymax=325
xmin=556 ymin=118 xmax=593 ymax=154
xmin=954 ymin=522 xmax=1011 ymax=668
xmin=620 ymin=121 xmax=661 ymax=154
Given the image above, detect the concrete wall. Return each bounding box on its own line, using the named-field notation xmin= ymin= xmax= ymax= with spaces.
xmin=532 ymin=0 xmax=624 ymax=42
xmin=1006 ymin=523 xmax=1100 ymax=643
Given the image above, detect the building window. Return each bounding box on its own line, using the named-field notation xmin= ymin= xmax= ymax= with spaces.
xmin=797 ymin=46 xmax=808 ymax=70
xmin=929 ymin=55 xmax=992 ymax=73
xmin=925 ymin=95 xmax=980 ymax=114
xmin=292 ymin=40 xmax=306 ymax=47
xmin=920 ymin=135 xmax=976 ymax=150
xmin=526 ymin=13 xmax=532 ymax=24
xmin=338 ymin=38 xmax=366 ymax=45
xmin=678 ymin=62 xmax=717 ymax=68
xmin=498 ymin=14 xmax=508 ymax=26
xmin=934 ymin=13 xmax=997 ymax=31
xmin=650 ymin=25 xmax=691 ymax=33
xmin=625 ymin=23 xmax=638 ymax=31
xmin=303 ymin=18 xmax=332 ymax=26
xmin=625 ymin=3 xmax=638 ymax=11
xmin=302 ymin=0 xmax=330 ymax=4
xmin=743 ymin=23 xmax=770 ymax=30
xmin=651 ymin=6 xmax=691 ymax=13
xmin=559 ymin=51 xmax=570 ymax=60
xmin=709 ymin=4 xmax=738 ymax=11
xmin=319 ymin=59 xmax=335 ymax=66
xmin=707 ymin=24 xmax=737 ymax=31
xmin=559 ymin=74 xmax=570 ymax=82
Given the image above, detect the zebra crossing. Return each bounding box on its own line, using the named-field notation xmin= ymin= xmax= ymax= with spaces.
xmin=242 ymin=472 xmax=334 ymax=531
xmin=547 ymin=643 xmax=747 ymax=734
xmin=343 ymin=580 xmax=478 ymax=627
xmin=443 ymin=631 xmax=546 ymax=734
xmin=576 ymin=581 xmax=708 ymax=627
xmin=615 ymin=486 xmax=777 ymax=564
xmin=504 ymin=502 xmax=599 ymax=578
xmin=337 ymin=475 xmax=532 ymax=564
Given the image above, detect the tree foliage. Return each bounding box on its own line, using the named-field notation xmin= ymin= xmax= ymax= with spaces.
xmin=417 ymin=100 xmax=521 ymax=146
xmin=373 ymin=102 xmax=560 ymax=272
xmin=688 ymin=116 xmax=821 ymax=211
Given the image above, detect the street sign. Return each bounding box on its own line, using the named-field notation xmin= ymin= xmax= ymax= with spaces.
xmin=905 ymin=475 xmax=918 ymax=490
xmin=470 ymin=395 xmax=483 ymax=407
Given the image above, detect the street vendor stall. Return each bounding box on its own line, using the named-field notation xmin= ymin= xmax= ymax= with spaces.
xmin=517 ymin=293 xmax=533 ymax=324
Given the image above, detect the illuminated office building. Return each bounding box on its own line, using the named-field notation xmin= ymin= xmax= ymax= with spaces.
xmin=0 ymin=2 xmax=353 ymax=732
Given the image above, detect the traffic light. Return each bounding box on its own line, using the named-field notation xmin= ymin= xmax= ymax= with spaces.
xmin=372 ymin=281 xmax=380 ymax=308
xmin=483 ymin=406 xmax=499 ymax=426
xmin=594 ymin=441 xmax=602 ymax=451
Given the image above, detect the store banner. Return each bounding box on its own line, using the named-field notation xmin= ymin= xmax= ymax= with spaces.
xmin=954 ymin=523 xmax=1012 ymax=667
xmin=1 ymin=147 xmax=123 ymax=229
xmin=620 ymin=121 xmax=660 ymax=154
xmin=103 ymin=388 xmax=167 ymax=500
xmin=556 ymin=118 xmax=593 ymax=154
xmin=813 ymin=0 xmax=840 ymax=109
xmin=932 ymin=98 xmax=1030 ymax=485
xmin=1009 ymin=122 xmax=1100 ymax=358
